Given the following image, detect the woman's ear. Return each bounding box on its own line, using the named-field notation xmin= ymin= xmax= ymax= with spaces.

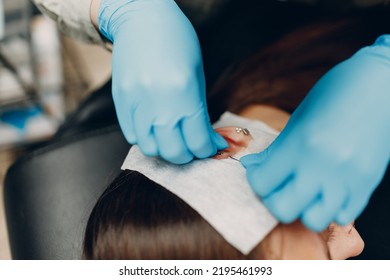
xmin=213 ymin=127 xmax=253 ymax=159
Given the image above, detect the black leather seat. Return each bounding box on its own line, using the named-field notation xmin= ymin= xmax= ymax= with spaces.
xmin=53 ymin=81 xmax=117 ymax=140
xmin=4 ymin=124 xmax=130 ymax=259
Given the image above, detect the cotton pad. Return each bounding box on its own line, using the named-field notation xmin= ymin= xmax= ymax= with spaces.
xmin=121 ymin=112 xmax=279 ymax=254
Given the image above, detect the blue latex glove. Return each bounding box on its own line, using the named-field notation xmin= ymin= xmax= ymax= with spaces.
xmin=241 ymin=35 xmax=390 ymax=231
xmin=98 ymin=0 xmax=227 ymax=164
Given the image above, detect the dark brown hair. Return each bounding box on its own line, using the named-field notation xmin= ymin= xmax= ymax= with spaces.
xmin=208 ymin=10 xmax=389 ymax=120
xmin=83 ymin=170 xmax=267 ymax=259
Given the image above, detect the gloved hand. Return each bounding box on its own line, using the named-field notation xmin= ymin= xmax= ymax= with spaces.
xmin=98 ymin=0 xmax=227 ymax=164
xmin=241 ymin=35 xmax=390 ymax=231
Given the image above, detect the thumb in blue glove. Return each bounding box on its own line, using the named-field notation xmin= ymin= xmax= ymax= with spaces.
xmin=241 ymin=35 xmax=390 ymax=232
xmin=97 ymin=0 xmax=227 ymax=164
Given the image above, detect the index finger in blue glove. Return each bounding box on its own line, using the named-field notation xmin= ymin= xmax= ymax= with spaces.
xmin=181 ymin=110 xmax=223 ymax=159
xmin=211 ymin=128 xmax=229 ymax=151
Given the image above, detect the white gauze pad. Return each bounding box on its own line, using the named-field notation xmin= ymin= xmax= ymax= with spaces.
xmin=121 ymin=112 xmax=279 ymax=255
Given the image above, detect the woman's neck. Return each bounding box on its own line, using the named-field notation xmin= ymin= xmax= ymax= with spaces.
xmin=238 ymin=105 xmax=290 ymax=132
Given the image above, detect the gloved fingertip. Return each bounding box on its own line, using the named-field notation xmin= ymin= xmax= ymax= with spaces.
xmin=301 ymin=215 xmax=329 ymax=233
xmin=172 ymin=154 xmax=194 ymax=165
xmin=335 ymin=213 xmax=353 ymax=227
xmin=305 ymin=222 xmax=327 ymax=233
xmin=240 ymin=154 xmax=261 ymax=168
xmin=276 ymin=213 xmax=299 ymax=225
xmin=140 ymin=145 xmax=159 ymax=157
xmin=212 ymin=131 xmax=228 ymax=150
xmin=124 ymin=133 xmax=137 ymax=145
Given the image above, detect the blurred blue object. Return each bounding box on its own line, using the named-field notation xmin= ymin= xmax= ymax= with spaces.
xmin=0 ymin=105 xmax=56 ymax=147
xmin=0 ymin=106 xmax=41 ymax=130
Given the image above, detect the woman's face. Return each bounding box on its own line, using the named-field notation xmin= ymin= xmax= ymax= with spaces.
xmin=214 ymin=126 xmax=364 ymax=259
xmin=265 ymin=220 xmax=364 ymax=260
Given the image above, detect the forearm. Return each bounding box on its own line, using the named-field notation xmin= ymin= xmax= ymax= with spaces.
xmin=32 ymin=0 xmax=105 ymax=45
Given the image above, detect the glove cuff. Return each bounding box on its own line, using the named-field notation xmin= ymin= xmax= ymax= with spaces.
xmin=98 ymin=0 xmax=134 ymax=42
